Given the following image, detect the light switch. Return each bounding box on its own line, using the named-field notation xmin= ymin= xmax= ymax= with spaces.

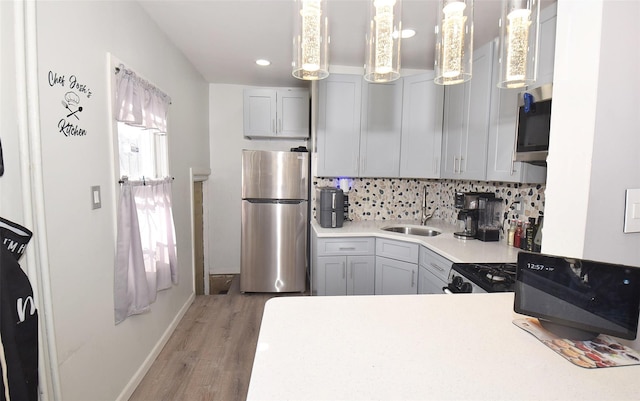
xmin=623 ymin=189 xmax=640 ymax=233
xmin=91 ymin=185 xmax=102 ymax=210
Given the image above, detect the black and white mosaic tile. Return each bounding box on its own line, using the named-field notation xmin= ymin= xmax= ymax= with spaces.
xmin=312 ymin=178 xmax=545 ymax=228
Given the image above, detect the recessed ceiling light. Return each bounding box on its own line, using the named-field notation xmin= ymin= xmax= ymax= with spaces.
xmin=256 ymin=59 xmax=271 ymax=66
xmin=393 ymin=29 xmax=416 ymax=39
xmin=401 ymin=29 xmax=416 ymax=38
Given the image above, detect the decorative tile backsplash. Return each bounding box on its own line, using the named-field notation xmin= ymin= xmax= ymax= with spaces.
xmin=312 ymin=177 xmax=545 ymax=231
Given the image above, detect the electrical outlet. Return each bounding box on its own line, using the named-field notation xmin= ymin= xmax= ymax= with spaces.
xmin=513 ymin=196 xmax=523 ymax=213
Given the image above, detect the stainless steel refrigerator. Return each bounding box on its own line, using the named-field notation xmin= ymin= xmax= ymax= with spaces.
xmin=241 ymin=149 xmax=309 ymax=292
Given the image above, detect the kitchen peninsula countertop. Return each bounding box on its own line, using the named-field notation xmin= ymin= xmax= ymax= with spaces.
xmin=312 ymin=219 xmax=520 ymax=263
xmin=247 ymin=293 xmax=639 ymax=400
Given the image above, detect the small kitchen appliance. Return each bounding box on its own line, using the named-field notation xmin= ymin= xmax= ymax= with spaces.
xmin=317 ymin=187 xmax=344 ymax=228
xmin=476 ymin=196 xmax=503 ymax=242
xmin=445 ymin=262 xmax=517 ymax=294
xmin=453 ymin=192 xmax=494 ymax=240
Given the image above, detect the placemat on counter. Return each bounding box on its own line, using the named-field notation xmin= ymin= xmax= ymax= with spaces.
xmin=513 ymin=317 xmax=640 ymax=368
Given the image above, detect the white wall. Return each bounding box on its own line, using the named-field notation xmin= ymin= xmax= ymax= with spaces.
xmin=208 ymin=84 xmax=308 ymax=274
xmin=543 ymin=0 xmax=640 ymax=267
xmin=33 ymin=1 xmax=209 ymax=400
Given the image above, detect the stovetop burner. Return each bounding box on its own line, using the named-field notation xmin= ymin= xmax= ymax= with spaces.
xmin=451 ymin=262 xmax=517 ymax=293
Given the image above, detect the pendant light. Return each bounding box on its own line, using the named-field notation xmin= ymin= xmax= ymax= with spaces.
xmin=364 ymin=0 xmax=402 ymax=83
xmin=434 ymin=0 xmax=474 ymax=85
xmin=497 ymin=0 xmax=540 ymax=88
xmin=292 ymin=0 xmax=329 ymax=80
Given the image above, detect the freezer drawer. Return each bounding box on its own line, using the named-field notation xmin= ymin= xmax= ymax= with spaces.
xmin=241 ymin=200 xmax=307 ymax=292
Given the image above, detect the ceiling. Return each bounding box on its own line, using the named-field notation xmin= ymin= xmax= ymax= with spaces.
xmin=138 ymin=0 xmax=554 ymax=88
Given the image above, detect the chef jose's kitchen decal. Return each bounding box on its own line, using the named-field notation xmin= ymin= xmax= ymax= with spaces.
xmin=47 ymin=70 xmax=93 ymax=137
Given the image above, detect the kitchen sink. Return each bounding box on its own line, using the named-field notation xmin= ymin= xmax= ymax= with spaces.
xmin=381 ymin=225 xmax=441 ymax=237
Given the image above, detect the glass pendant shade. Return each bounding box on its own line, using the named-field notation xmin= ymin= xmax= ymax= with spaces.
xmin=497 ymin=0 xmax=540 ymax=88
xmin=434 ymin=0 xmax=474 ymax=85
xmin=292 ymin=0 xmax=329 ymax=80
xmin=364 ymin=0 xmax=402 ymax=83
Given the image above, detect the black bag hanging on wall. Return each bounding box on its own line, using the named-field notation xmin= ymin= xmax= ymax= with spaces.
xmin=0 ymin=217 xmax=38 ymax=401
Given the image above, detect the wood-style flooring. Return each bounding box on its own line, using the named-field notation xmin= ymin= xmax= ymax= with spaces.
xmin=129 ymin=277 xmax=305 ymax=401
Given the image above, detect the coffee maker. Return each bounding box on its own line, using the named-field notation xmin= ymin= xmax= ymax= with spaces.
xmin=476 ymin=195 xmax=502 ymax=241
xmin=453 ymin=192 xmax=494 ymax=240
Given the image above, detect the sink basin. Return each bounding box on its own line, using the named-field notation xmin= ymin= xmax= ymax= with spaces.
xmin=381 ymin=225 xmax=441 ymax=237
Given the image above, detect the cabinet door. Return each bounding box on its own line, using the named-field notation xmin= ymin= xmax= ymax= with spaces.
xmin=441 ymin=83 xmax=465 ymax=178
xmin=243 ymin=89 xmax=276 ymax=138
xmin=536 ymin=3 xmax=557 ymax=86
xmin=277 ymin=89 xmax=309 ymax=139
xmin=359 ymin=80 xmax=403 ymax=177
xmin=418 ymin=265 xmax=447 ymax=295
xmin=400 ymin=73 xmax=444 ymax=178
xmin=375 ymin=256 xmax=418 ymax=295
xmin=459 ymin=40 xmax=493 ymax=180
xmin=487 ymin=39 xmax=547 ymax=184
xmin=316 ymin=256 xmax=347 ymax=296
xmin=317 ymin=74 xmax=362 ymax=177
xmin=347 ymin=255 xmax=376 ymax=295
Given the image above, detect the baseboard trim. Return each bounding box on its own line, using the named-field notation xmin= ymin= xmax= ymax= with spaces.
xmin=115 ymin=293 xmax=196 ymax=401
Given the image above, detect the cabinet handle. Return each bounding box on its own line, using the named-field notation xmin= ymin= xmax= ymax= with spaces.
xmin=510 ymin=159 xmax=515 ymax=176
xmin=459 ymin=156 xmax=464 ymax=173
xmin=453 ymin=157 xmax=458 ymax=174
xmin=430 ymin=262 xmax=445 ymax=272
xmin=338 ymin=247 xmax=356 ymax=251
xmin=411 ymin=270 xmax=415 ymax=287
xmin=342 ymin=262 xmax=346 ymax=279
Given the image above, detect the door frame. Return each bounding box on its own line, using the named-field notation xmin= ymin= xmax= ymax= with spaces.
xmin=190 ymin=167 xmax=211 ymax=295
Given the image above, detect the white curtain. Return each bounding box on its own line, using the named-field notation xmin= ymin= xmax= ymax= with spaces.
xmin=114 ymin=63 xmax=171 ymax=133
xmin=114 ymin=178 xmax=177 ymax=324
xmin=113 ymin=63 xmax=176 ymax=324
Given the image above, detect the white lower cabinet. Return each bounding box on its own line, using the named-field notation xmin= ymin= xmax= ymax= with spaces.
xmin=418 ymin=266 xmax=446 ymax=294
xmin=375 ymin=256 xmax=418 ymax=295
xmin=418 ymin=246 xmax=453 ymax=295
xmin=313 ymin=237 xmax=375 ymax=296
xmin=374 ymin=238 xmax=419 ymax=295
xmin=316 ymin=255 xmax=375 ymax=296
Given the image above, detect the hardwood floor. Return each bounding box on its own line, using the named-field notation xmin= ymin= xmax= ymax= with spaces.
xmin=129 ymin=277 xmax=305 ymax=401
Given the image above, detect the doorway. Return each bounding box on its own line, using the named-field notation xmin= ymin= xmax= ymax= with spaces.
xmin=193 ymin=180 xmax=205 ymax=294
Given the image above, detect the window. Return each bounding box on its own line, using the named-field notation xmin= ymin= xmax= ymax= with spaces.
xmin=117 ymin=122 xmax=168 ymax=180
xmin=112 ymin=63 xmax=171 ymax=181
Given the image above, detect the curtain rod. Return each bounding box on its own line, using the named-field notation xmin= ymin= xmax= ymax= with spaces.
xmin=118 ymin=176 xmax=174 ymax=186
xmin=114 ymin=65 xmax=172 ymax=105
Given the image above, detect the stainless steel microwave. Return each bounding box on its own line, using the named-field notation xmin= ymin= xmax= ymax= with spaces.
xmin=514 ymin=83 xmax=553 ymax=163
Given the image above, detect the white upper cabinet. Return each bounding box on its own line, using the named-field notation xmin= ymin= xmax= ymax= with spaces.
xmin=536 ymin=2 xmax=557 ymax=86
xmin=317 ymin=74 xmax=362 ymax=177
xmin=243 ymin=88 xmax=309 ymax=139
xmin=486 ymin=3 xmax=556 ymax=183
xmin=441 ymin=40 xmax=494 ymax=180
xmin=400 ymin=72 xmax=444 ymax=179
xmin=359 ymin=80 xmax=403 ymax=177
xmin=487 ymin=39 xmax=547 ymax=183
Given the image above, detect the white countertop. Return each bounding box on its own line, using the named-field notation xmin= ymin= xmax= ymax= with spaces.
xmin=312 ymin=219 xmax=521 ymax=263
xmin=247 ymin=293 xmax=640 ymax=400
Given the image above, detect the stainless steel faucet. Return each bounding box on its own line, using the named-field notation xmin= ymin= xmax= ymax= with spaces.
xmin=421 ymin=185 xmax=434 ymax=225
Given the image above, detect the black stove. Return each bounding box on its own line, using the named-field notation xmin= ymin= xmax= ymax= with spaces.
xmin=447 ymin=262 xmax=517 ymax=293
